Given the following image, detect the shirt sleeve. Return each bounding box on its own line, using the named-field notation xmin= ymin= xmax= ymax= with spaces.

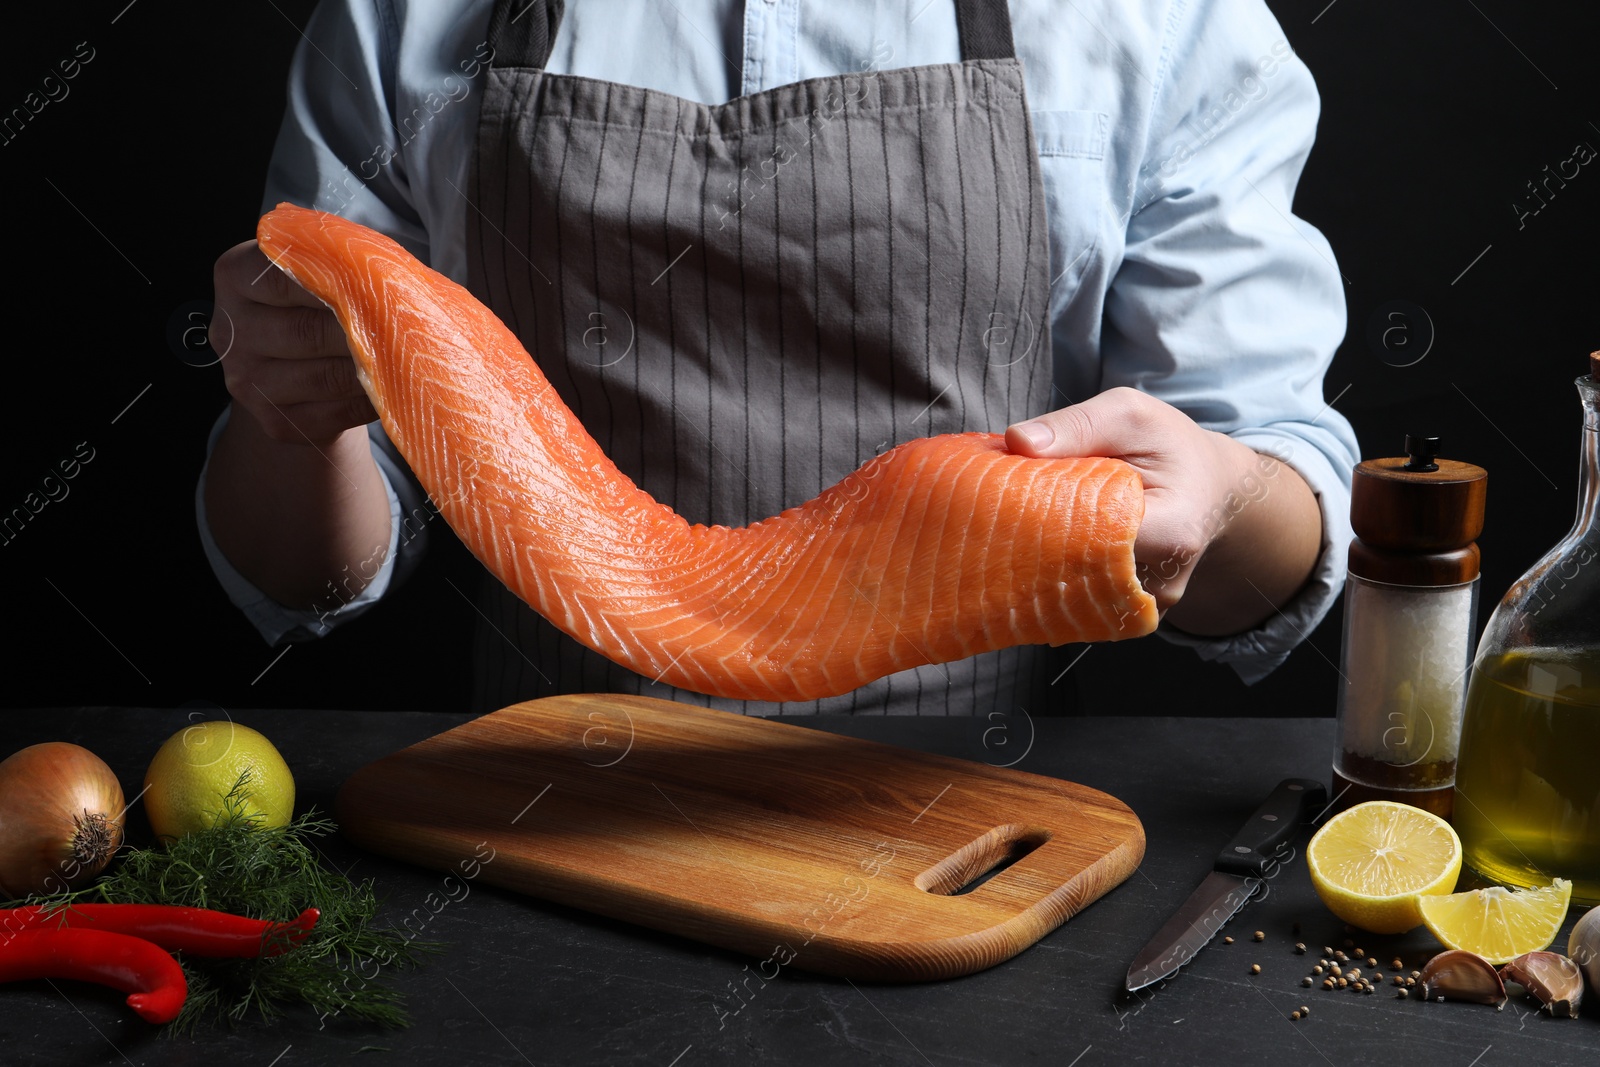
xmin=196 ymin=0 xmax=435 ymax=644
xmin=1103 ymin=0 xmax=1359 ymax=683
xmin=195 ymin=406 xmax=430 ymax=645
xmin=260 ymin=0 xmax=430 ymax=251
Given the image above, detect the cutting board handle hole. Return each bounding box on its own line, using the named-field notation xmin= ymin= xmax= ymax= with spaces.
xmin=914 ymin=825 xmax=1051 ymax=897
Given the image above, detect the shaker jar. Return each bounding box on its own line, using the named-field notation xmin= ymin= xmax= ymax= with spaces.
xmin=1333 ymin=436 xmax=1487 ymax=818
xmin=1454 ymin=353 xmax=1600 ymax=905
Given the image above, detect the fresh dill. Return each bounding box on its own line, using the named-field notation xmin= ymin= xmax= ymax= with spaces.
xmin=10 ymin=774 xmax=440 ymax=1033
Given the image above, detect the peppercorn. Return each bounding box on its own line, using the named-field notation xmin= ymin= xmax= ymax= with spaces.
xmin=1250 ymin=964 xmax=1261 ymax=975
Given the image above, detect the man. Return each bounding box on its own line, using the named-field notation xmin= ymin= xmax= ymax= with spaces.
xmin=200 ymin=0 xmax=1356 ymax=714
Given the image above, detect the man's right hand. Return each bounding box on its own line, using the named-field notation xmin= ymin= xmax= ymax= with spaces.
xmin=203 ymin=239 xmax=393 ymax=612
xmin=212 ymin=239 xmax=376 ymax=443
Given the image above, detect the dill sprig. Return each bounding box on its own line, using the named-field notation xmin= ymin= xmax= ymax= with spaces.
xmin=10 ymin=774 xmax=440 ymax=1034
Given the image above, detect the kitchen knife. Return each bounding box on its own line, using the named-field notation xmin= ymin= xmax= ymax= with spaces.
xmin=1124 ymin=778 xmax=1327 ymax=992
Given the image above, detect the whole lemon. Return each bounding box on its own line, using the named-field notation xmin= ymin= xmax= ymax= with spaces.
xmin=143 ymin=721 xmax=295 ymax=840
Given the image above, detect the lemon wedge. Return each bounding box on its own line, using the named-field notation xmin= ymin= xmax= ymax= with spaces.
xmin=1306 ymin=800 xmax=1462 ymax=934
xmin=1418 ymin=878 xmax=1572 ymax=964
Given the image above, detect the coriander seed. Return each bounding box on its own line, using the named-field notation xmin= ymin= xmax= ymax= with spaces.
xmin=1294 ymin=942 xmax=1307 ymax=954
xmin=1250 ymin=964 xmax=1261 ymax=974
xmin=1290 ymin=1010 xmax=1301 ymax=1020
xmin=1253 ymin=930 xmax=1265 ymax=942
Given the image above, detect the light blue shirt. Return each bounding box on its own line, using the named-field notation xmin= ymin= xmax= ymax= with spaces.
xmin=199 ymin=0 xmax=1360 ymax=686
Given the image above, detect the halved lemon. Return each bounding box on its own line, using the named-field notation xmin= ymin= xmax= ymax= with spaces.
xmin=1306 ymin=801 xmax=1462 ymax=934
xmin=1418 ymin=878 xmax=1571 ymax=964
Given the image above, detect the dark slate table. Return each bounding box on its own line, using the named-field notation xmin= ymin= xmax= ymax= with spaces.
xmin=2 ymin=709 xmax=1594 ymax=1066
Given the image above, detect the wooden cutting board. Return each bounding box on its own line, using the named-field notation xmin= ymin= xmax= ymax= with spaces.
xmin=335 ymin=694 xmax=1143 ymax=981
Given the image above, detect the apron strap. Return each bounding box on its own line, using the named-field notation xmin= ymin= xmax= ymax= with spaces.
xmin=487 ymin=0 xmax=564 ymax=69
xmin=487 ymin=0 xmax=1016 ymax=70
xmin=954 ymin=0 xmax=1018 ymax=61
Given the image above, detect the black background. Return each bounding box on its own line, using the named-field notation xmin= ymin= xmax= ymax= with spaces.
xmin=0 ymin=1 xmax=1594 ymax=716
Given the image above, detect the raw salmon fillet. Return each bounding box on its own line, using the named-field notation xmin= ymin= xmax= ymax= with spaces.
xmin=256 ymin=205 xmax=1159 ymax=701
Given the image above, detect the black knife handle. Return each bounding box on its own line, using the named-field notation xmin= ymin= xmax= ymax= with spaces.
xmin=1214 ymin=778 xmax=1327 ymax=878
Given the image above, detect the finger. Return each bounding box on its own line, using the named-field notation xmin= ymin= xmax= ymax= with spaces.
xmin=247 ymin=396 xmax=379 ymax=446
xmin=1130 ymin=488 xmax=1205 ymax=611
xmin=239 ymin=355 xmax=369 ymax=408
xmin=216 ymin=302 xmax=352 ymax=363
xmin=1004 ymin=387 xmax=1157 ymax=460
xmin=215 ymin=239 xmax=331 ymax=310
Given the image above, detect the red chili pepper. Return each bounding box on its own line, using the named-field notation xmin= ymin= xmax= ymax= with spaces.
xmin=0 ymin=928 xmax=186 ymax=1024
xmin=0 ymin=904 xmax=319 ymax=958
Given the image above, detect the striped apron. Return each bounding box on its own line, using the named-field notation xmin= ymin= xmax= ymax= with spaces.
xmin=466 ymin=0 xmax=1063 ymax=715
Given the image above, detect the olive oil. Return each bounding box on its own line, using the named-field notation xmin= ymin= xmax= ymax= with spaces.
xmin=1453 ymin=648 xmax=1600 ymax=906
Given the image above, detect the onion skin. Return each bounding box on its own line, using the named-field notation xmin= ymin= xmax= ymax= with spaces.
xmin=0 ymin=743 xmax=126 ymax=898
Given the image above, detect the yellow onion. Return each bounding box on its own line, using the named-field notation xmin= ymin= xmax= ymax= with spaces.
xmin=0 ymin=742 xmax=125 ymax=897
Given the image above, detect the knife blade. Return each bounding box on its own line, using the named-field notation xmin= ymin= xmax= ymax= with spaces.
xmin=1124 ymin=777 xmax=1327 ymax=992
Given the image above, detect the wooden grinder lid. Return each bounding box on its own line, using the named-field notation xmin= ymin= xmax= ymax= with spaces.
xmin=1349 ymin=435 xmax=1486 ymax=586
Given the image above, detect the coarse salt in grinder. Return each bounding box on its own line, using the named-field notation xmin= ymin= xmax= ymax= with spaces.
xmin=1332 ymin=435 xmax=1487 ymax=819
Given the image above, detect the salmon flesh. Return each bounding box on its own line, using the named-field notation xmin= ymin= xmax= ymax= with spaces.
xmin=256 ymin=205 xmax=1158 ymax=701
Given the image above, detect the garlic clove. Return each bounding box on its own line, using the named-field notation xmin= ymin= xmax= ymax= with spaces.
xmin=1502 ymin=951 xmax=1583 ymax=1018
xmin=1417 ymin=949 xmax=1508 ymax=1009
xmin=1568 ymin=906 xmax=1600 ymax=994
